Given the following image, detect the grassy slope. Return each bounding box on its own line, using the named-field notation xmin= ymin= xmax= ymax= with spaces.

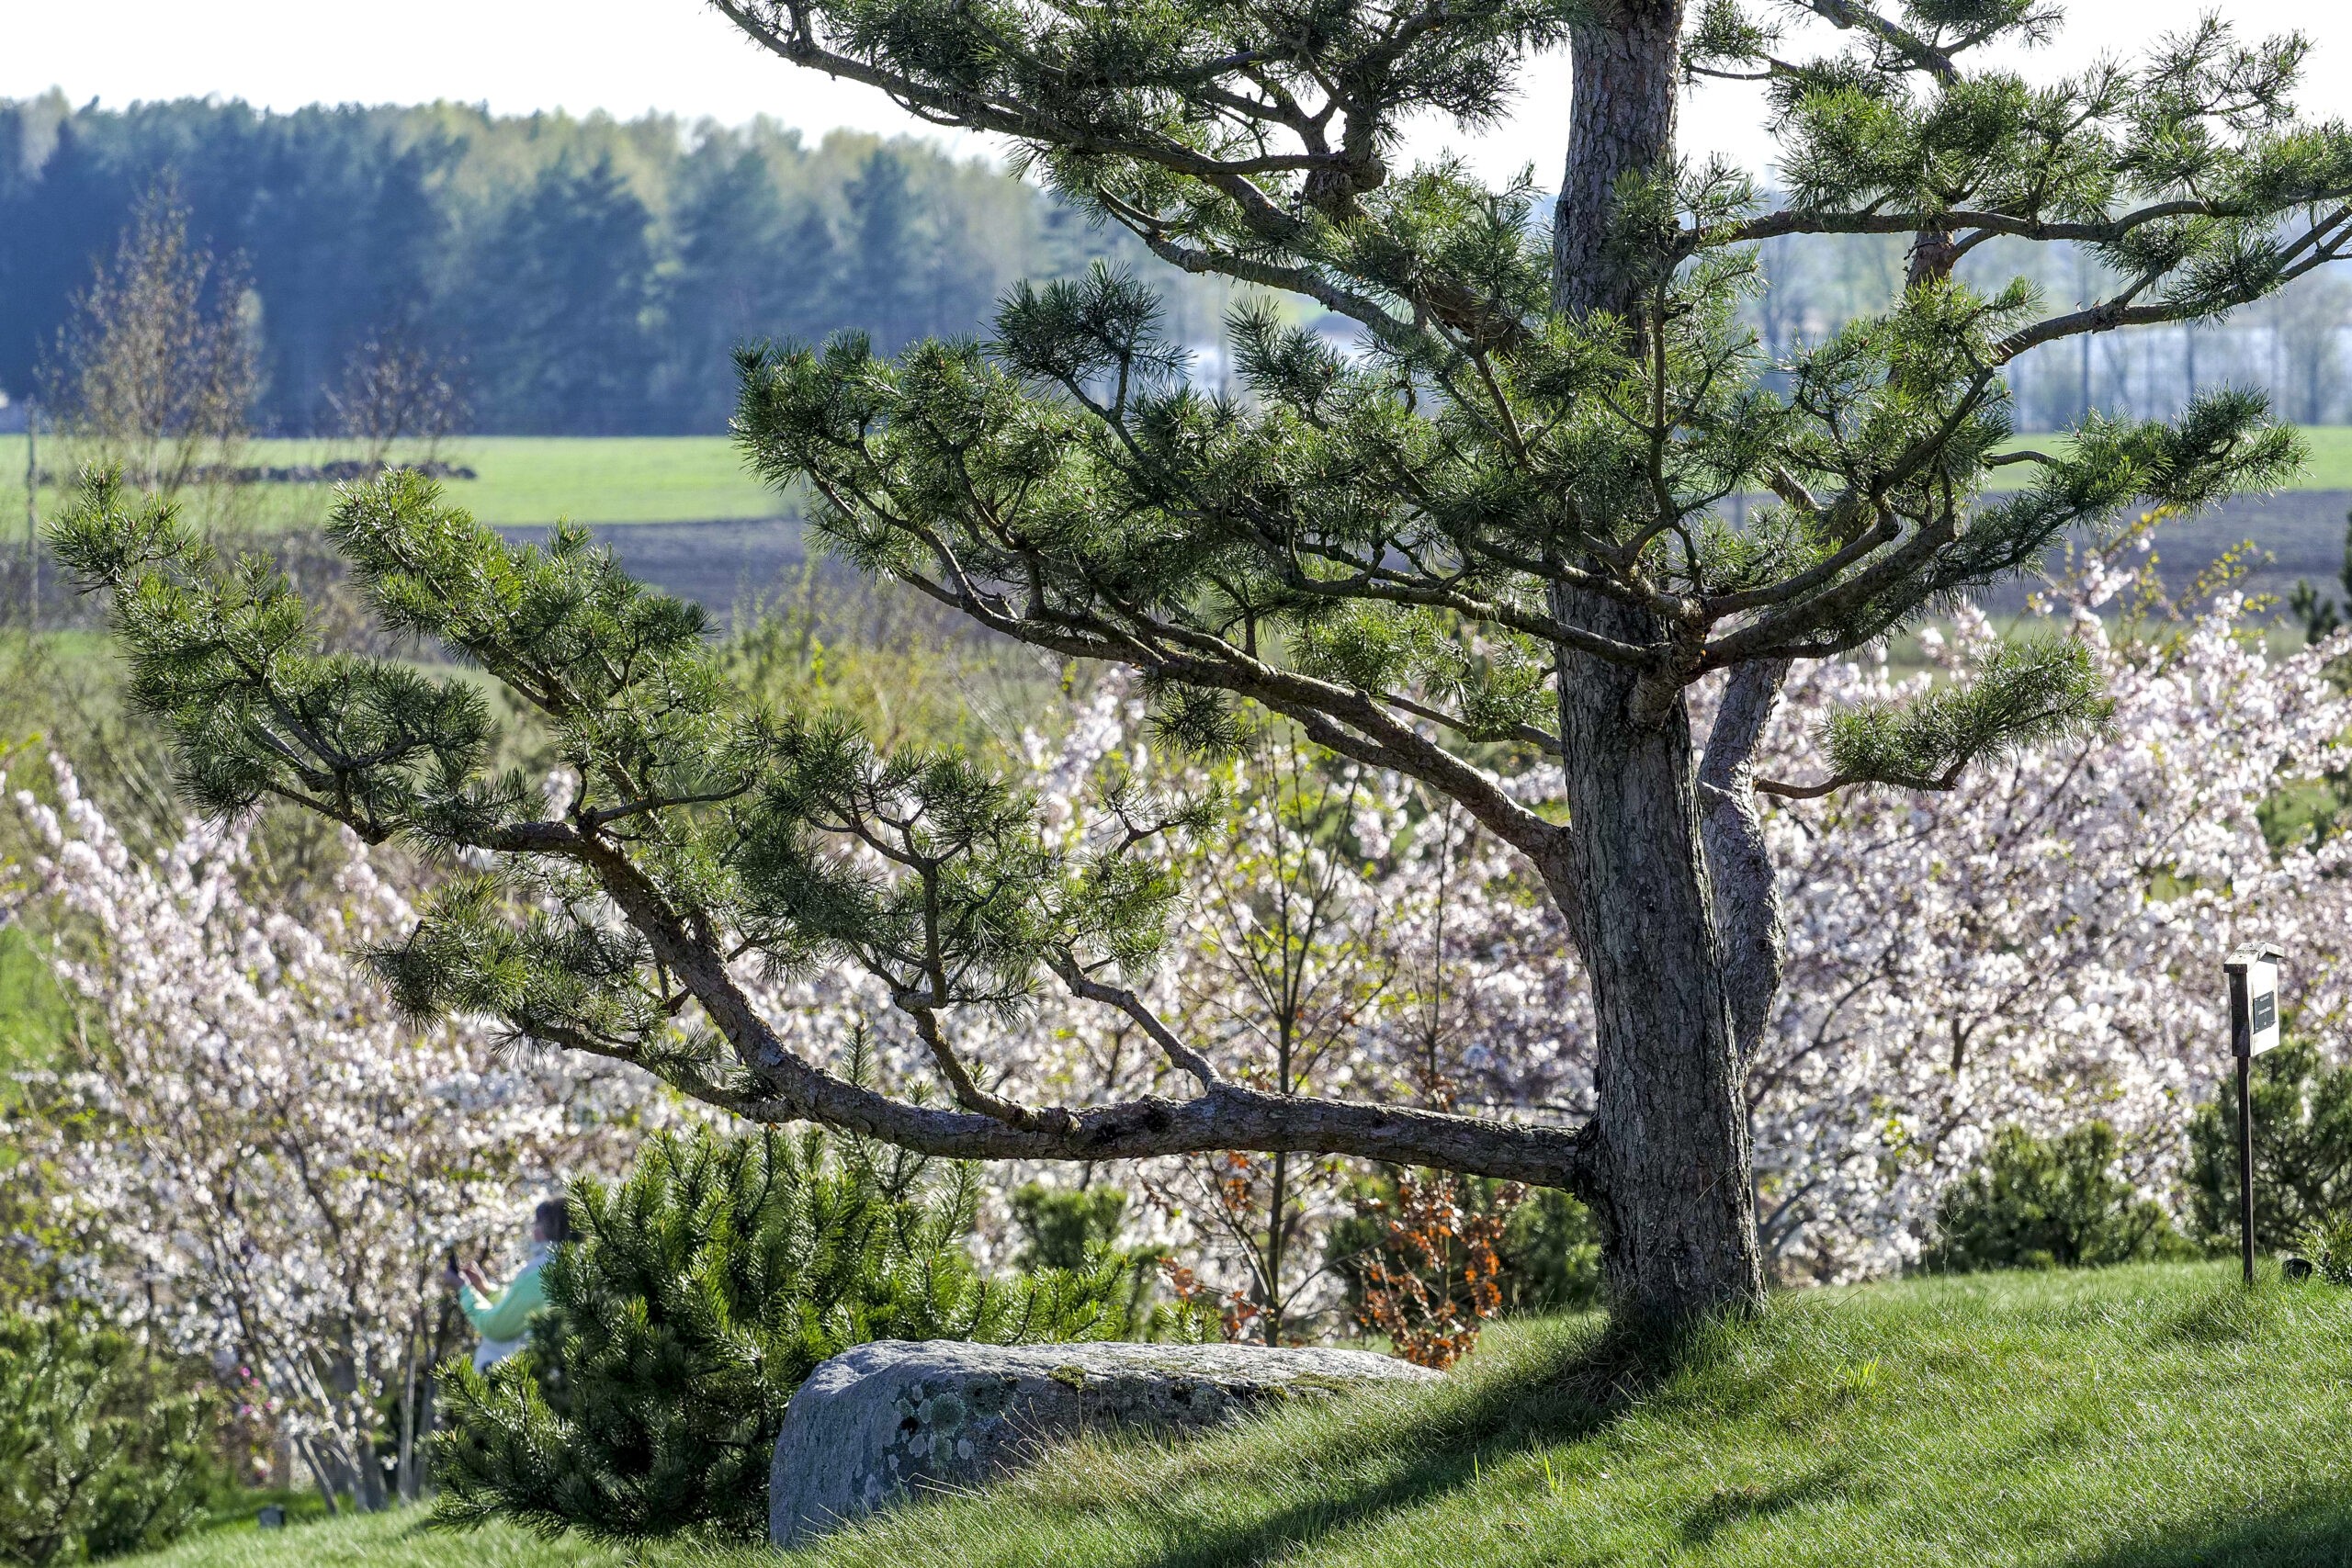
xmin=127 ymin=1510 xmax=627 ymax=1568
xmin=109 ymin=1263 xmax=2352 ymax=1568
xmin=0 ymin=436 xmax=786 ymax=528
xmin=777 ymin=1261 xmax=2352 ymax=1568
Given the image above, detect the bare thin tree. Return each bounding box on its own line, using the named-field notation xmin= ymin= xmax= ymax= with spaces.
xmin=324 ymin=333 xmax=467 ymax=471
xmin=42 ymin=181 xmax=256 ymax=527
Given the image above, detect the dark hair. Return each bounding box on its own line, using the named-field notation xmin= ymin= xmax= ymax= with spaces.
xmin=535 ymin=1198 xmax=572 ymax=1245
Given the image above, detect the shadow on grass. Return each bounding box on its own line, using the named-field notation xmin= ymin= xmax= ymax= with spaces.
xmin=2152 ymin=1283 xmax=2282 ymax=1348
xmin=1022 ymin=1316 xmax=1715 ymax=1568
xmin=2067 ymin=1494 xmax=2352 ymax=1568
xmin=1677 ymin=1462 xmax=1857 ymax=1548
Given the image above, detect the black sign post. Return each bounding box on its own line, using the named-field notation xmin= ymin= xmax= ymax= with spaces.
xmin=2224 ymin=942 xmax=2285 ymax=1287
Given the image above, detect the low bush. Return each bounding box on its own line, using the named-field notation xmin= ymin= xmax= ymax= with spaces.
xmin=1008 ymin=1182 xmax=1131 ymax=1271
xmin=432 ymin=1125 xmax=1150 ymax=1543
xmin=1326 ymin=1175 xmax=1604 ymax=1332
xmin=2297 ymin=1212 xmax=2352 ymax=1284
xmin=0 ymin=1314 xmax=220 ymax=1567
xmin=1497 ymin=1187 xmax=1606 ymax=1314
xmin=2187 ymin=1040 xmax=2352 ymax=1252
xmin=1923 ymin=1122 xmax=2188 ymax=1272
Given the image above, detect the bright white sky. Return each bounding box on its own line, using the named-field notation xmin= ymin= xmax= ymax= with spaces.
xmin=2 ymin=0 xmax=2349 ymax=185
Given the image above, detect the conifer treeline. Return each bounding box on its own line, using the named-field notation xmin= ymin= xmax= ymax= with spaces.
xmin=0 ymin=95 xmax=1182 ymax=434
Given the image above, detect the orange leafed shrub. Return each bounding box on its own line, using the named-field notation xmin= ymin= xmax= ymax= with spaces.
xmin=1355 ymin=1173 xmax=1524 ymax=1369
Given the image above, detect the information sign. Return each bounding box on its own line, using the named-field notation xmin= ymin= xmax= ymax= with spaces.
xmin=2223 ymin=942 xmax=2287 ymax=1285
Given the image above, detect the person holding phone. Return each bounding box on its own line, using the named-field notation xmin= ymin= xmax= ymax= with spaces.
xmin=447 ymin=1198 xmax=570 ymax=1371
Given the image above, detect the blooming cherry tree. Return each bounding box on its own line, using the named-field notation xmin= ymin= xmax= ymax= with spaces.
xmin=1753 ymin=580 xmax=2352 ymax=1279
xmin=7 ymin=764 xmax=653 ymax=1507
xmin=952 ymin=549 xmax=2352 ymax=1295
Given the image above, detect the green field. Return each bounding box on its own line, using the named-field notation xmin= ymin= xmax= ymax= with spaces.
xmin=3 ymin=427 xmax=2352 ymax=536
xmin=356 ymin=437 xmax=787 ymax=525
xmin=106 ymin=1262 xmax=2352 ymax=1568
xmin=2238 ymin=424 xmax=2352 ymax=489
xmin=0 ymin=435 xmax=788 ymax=529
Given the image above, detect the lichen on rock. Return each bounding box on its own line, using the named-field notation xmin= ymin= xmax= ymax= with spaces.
xmin=769 ymin=1338 xmax=1437 ymax=1546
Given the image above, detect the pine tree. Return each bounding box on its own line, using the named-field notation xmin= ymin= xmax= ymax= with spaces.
xmin=432 ymin=1123 xmax=1146 ymax=1542
xmin=54 ymin=2 xmax=2352 ymax=1327
xmin=462 ymin=156 xmax=659 ymax=434
xmin=2187 ymin=1041 xmax=2352 ymax=1253
xmin=0 ymin=1314 xmax=219 ymax=1568
xmin=1923 ymin=1123 xmax=2186 ymax=1273
xmin=664 ymin=144 xmax=832 ymax=433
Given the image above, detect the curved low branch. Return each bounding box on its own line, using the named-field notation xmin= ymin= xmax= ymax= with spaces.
xmin=724 ymin=1037 xmax=1598 ymax=1191
xmin=504 ymin=811 xmax=1597 ymax=1196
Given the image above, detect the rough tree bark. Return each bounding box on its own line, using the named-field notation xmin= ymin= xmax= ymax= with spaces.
xmin=1543 ymin=0 xmax=1770 ymax=1322
xmin=1554 ymin=0 xmax=1687 ymax=319
xmin=1549 ymin=604 xmax=1766 ymax=1323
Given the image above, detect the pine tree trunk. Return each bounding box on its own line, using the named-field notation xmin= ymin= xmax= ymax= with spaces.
xmin=1549 ymin=609 xmax=1765 ymax=1325
xmin=1553 ymin=0 xmax=1686 ymax=319
xmin=1546 ymin=0 xmax=1765 ymax=1325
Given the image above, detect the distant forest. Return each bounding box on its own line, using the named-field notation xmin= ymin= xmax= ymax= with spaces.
xmin=0 ymin=94 xmax=1223 ymax=435
xmin=6 ymin=94 xmax=2352 ymax=437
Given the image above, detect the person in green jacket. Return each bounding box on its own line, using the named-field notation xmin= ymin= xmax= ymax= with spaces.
xmin=452 ymin=1199 xmax=569 ymax=1371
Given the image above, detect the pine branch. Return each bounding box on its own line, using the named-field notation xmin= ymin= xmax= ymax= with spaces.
xmin=1753 ymin=637 xmax=2111 ymax=799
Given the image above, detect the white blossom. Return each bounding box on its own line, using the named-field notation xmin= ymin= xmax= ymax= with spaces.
xmin=7 ymin=763 xmax=658 ymax=1501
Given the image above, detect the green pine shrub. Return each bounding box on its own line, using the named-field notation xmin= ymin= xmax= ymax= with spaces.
xmin=0 ymin=1314 xmax=220 ymax=1568
xmin=1497 ymin=1188 xmax=1607 ymax=1315
xmin=1008 ymin=1182 xmax=1129 ymax=1271
xmin=1924 ymin=1123 xmax=2189 ymax=1272
xmin=431 ymin=1123 xmax=1150 ymax=1543
xmin=2187 ymin=1041 xmax=2352 ymax=1252
xmin=2296 ymin=1212 xmax=2352 ymax=1285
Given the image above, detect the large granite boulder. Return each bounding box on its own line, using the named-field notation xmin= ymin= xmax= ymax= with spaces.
xmin=768 ymin=1338 xmax=1436 ymax=1546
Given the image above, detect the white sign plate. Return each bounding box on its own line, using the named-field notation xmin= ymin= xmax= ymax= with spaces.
xmin=2245 ymin=958 xmax=2280 ymax=1056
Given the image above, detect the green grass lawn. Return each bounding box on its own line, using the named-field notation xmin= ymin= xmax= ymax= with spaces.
xmin=104 ymin=1261 xmax=2352 ymax=1568
xmin=125 ymin=1509 xmax=630 ymax=1568
xmin=0 ymin=435 xmax=789 ymax=528
xmin=2265 ymin=425 xmax=2352 ymax=491
xmin=3 ymin=426 xmax=2352 ymax=535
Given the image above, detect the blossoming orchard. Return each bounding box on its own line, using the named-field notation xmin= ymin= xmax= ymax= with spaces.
xmin=34 ymin=509 xmax=2332 ymax=1372
xmin=778 ymin=541 xmax=2352 ymax=1304
xmin=5 ymin=769 xmax=652 ymax=1508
